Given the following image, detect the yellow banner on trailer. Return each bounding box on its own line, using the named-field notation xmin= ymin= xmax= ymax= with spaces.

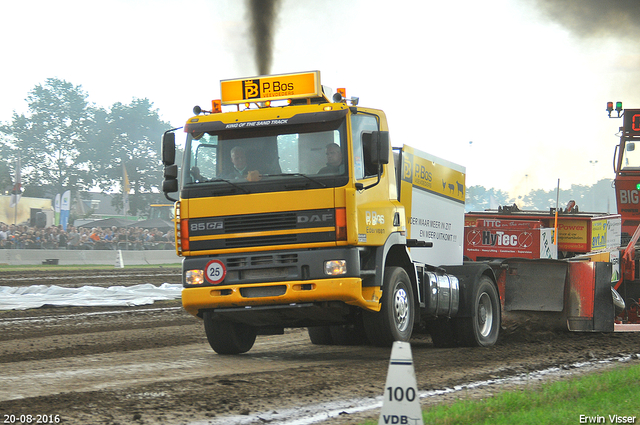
xmin=221 ymin=71 xmax=322 ymax=105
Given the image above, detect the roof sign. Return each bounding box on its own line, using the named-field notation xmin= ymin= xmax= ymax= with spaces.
xmin=220 ymin=71 xmax=322 ymax=105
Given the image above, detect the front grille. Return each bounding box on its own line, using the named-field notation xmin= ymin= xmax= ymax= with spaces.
xmin=240 ymin=285 xmax=287 ymax=298
xmin=250 ymin=255 xmax=274 ymax=265
xmin=188 ymin=208 xmax=336 ymax=251
xmin=226 ymin=234 xmax=299 ymax=248
xmin=227 ymin=253 xmax=299 ymax=269
xmin=225 ymin=212 xmax=297 ymax=233
xmin=189 ymin=231 xmax=335 ymax=251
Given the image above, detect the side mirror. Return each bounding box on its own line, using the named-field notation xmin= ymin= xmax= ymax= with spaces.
xmin=162 ymin=163 xmax=179 ymax=201
xmin=362 ymin=131 xmax=390 ymax=166
xmin=376 ymin=131 xmax=390 ymax=165
xmin=164 ymin=164 xmax=178 ymax=179
xmin=163 ymin=178 xmax=179 ymax=194
xmin=162 ymin=131 xmax=176 ymax=166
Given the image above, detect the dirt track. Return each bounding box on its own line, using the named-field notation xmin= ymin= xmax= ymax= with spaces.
xmin=1 ymin=267 xmax=640 ymax=425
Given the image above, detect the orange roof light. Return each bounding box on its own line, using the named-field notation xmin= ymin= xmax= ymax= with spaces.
xmin=212 ymin=99 xmax=222 ymax=113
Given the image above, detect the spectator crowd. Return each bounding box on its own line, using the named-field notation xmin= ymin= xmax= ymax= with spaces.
xmin=0 ymin=223 xmax=175 ymax=250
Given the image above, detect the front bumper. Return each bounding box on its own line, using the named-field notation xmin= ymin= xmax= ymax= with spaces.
xmin=182 ymin=277 xmax=382 ymax=318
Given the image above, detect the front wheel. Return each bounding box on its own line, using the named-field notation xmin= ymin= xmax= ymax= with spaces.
xmin=363 ymin=267 xmax=415 ymax=346
xmin=308 ymin=326 xmax=334 ymax=345
xmin=203 ymin=312 xmax=257 ymax=354
xmin=456 ymin=276 xmax=500 ymax=347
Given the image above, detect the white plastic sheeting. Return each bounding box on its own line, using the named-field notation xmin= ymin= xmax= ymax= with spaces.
xmin=0 ymin=283 xmax=183 ymax=310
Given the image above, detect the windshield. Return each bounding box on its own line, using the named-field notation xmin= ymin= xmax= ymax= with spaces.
xmin=621 ymin=141 xmax=640 ymax=171
xmin=182 ymin=118 xmax=348 ymax=193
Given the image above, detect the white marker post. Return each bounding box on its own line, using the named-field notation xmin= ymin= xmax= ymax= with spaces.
xmin=378 ymin=341 xmax=424 ymax=425
xmin=115 ymin=250 xmax=124 ymax=268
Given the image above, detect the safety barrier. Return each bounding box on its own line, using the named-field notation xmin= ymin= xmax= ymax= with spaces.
xmin=0 ymin=249 xmax=180 ymax=266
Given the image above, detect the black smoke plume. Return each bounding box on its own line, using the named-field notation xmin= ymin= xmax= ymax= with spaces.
xmin=529 ymin=0 xmax=640 ymax=39
xmin=247 ymin=0 xmax=281 ymax=75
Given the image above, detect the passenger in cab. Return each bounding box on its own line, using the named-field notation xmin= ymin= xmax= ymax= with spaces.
xmin=318 ymin=143 xmax=344 ymax=174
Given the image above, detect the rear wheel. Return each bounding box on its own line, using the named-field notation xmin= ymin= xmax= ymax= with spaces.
xmin=427 ymin=317 xmax=458 ymax=348
xmin=456 ymin=276 xmax=500 ymax=347
xmin=203 ymin=312 xmax=257 ymax=354
xmin=363 ymin=267 xmax=415 ymax=346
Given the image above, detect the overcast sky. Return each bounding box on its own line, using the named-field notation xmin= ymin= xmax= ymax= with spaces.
xmin=2 ymin=0 xmax=638 ymax=199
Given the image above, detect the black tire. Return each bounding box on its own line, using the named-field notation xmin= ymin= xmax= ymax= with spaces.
xmin=427 ymin=317 xmax=458 ymax=348
xmin=308 ymin=326 xmax=334 ymax=345
xmin=329 ymin=322 xmax=369 ymax=346
xmin=203 ymin=312 xmax=257 ymax=354
xmin=456 ymin=276 xmax=500 ymax=347
xmin=363 ymin=267 xmax=415 ymax=346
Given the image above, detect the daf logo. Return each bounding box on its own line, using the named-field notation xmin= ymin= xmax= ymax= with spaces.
xmin=298 ymin=214 xmax=333 ymax=223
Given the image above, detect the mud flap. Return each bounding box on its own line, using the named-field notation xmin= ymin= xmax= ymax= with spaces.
xmin=567 ymin=261 xmax=614 ymax=332
xmin=501 ymin=259 xmax=567 ymax=312
xmin=495 ymin=259 xmax=614 ymax=332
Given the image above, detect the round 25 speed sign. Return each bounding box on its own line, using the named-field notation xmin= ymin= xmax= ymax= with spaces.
xmin=205 ymin=259 xmax=226 ymax=285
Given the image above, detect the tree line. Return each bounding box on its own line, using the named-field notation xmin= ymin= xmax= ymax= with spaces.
xmin=0 ymin=78 xmax=172 ymax=217
xmin=466 ymin=178 xmax=616 ymax=213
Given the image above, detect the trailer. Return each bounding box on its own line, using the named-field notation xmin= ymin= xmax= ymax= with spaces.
xmin=465 ymin=206 xmax=630 ymax=331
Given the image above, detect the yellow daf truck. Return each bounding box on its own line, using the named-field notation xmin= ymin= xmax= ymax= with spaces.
xmin=162 ymin=71 xmax=501 ymax=354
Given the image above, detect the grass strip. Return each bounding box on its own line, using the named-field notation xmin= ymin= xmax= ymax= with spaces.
xmin=365 ymin=362 xmax=640 ymax=424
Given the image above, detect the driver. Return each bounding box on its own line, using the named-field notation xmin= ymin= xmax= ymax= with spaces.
xmin=190 ymin=166 xmax=205 ymax=182
xmin=222 ymin=147 xmax=261 ymax=181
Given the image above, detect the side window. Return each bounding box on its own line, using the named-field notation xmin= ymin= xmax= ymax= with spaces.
xmin=188 ymin=135 xmax=218 ymax=183
xmin=351 ymin=115 xmax=379 ymax=180
xmin=195 ymin=144 xmax=218 ymax=180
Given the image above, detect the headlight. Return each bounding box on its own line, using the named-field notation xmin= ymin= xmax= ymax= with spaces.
xmin=185 ymin=269 xmax=204 ymax=285
xmin=324 ymin=260 xmax=347 ymax=276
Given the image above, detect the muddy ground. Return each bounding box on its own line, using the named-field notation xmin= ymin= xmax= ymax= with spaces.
xmin=1 ymin=267 xmax=639 ymax=425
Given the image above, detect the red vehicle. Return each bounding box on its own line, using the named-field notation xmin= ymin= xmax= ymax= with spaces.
xmin=463 ymin=206 xmax=634 ymax=331
xmin=612 ymin=106 xmax=640 ymax=240
xmin=458 ymin=105 xmax=640 ymax=331
xmin=610 ymin=104 xmax=640 ymax=327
